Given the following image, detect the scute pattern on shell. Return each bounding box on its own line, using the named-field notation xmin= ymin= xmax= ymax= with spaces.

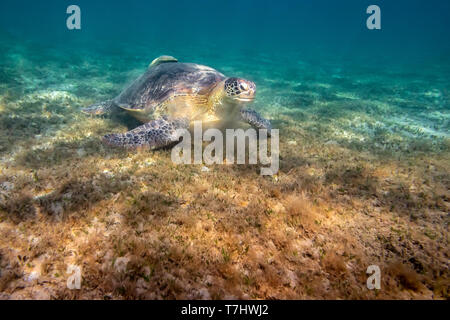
xmin=115 ymin=63 xmax=226 ymax=112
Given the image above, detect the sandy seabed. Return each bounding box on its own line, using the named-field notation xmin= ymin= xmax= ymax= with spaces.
xmin=0 ymin=42 xmax=448 ymax=299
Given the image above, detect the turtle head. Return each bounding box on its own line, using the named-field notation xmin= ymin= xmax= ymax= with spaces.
xmin=224 ymin=78 xmax=256 ymax=103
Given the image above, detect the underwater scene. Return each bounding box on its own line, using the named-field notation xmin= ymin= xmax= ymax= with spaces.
xmin=0 ymin=0 xmax=448 ymax=299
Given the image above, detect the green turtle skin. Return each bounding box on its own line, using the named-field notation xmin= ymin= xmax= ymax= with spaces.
xmin=102 ymin=116 xmax=189 ymax=149
xmin=82 ymin=56 xmax=272 ymax=149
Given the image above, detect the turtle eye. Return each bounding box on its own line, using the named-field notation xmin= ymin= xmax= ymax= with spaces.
xmin=240 ymin=82 xmax=248 ymax=91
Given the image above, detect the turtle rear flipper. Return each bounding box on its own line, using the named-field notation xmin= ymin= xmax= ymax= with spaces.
xmin=102 ymin=117 xmax=189 ymax=149
xmin=82 ymin=100 xmax=116 ymax=115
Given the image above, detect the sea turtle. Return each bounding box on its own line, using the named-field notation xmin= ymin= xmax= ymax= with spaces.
xmin=82 ymin=55 xmax=272 ymax=149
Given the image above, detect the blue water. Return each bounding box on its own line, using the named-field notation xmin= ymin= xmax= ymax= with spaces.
xmin=1 ymin=1 xmax=449 ymax=61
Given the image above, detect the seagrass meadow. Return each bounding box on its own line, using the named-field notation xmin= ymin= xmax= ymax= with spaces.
xmin=0 ymin=0 xmax=448 ymax=299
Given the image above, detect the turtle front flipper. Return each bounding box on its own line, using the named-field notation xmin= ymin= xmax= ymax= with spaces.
xmin=82 ymin=100 xmax=116 ymax=116
xmin=102 ymin=117 xmax=189 ymax=149
xmin=240 ymin=108 xmax=272 ymax=136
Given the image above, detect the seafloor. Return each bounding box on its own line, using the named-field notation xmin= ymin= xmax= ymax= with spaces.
xmin=0 ymin=40 xmax=448 ymax=299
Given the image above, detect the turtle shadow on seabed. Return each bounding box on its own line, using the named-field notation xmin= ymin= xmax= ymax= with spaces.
xmin=108 ymin=107 xmax=142 ymax=130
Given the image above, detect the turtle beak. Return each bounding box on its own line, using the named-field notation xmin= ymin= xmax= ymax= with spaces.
xmin=236 ymin=97 xmax=255 ymax=102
